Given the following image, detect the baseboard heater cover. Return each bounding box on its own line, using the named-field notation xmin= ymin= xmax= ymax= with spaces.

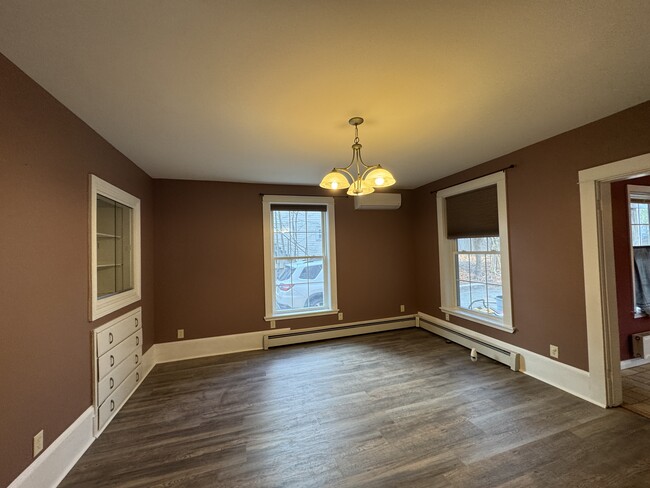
xmin=419 ymin=317 xmax=520 ymax=371
xmin=263 ymin=317 xmax=415 ymax=349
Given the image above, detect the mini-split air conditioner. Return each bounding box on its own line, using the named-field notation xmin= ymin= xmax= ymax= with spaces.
xmin=353 ymin=193 xmax=401 ymax=210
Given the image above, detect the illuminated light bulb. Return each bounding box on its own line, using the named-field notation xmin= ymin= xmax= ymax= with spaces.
xmin=365 ymin=166 xmax=396 ymax=188
xmin=319 ymin=169 xmax=350 ymax=190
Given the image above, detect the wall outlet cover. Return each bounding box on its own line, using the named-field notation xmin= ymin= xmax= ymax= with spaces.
xmin=338 ymin=312 xmax=343 ymax=321
xmin=177 ymin=329 xmax=185 ymax=339
xmin=400 ymin=305 xmax=405 ymax=312
xmin=550 ymin=344 xmax=559 ymax=359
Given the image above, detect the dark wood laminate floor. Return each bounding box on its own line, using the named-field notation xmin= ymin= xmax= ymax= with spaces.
xmin=61 ymin=329 xmax=650 ymax=488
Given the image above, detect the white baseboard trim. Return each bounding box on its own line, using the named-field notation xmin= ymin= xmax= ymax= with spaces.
xmin=153 ymin=328 xmax=291 ymax=364
xmin=621 ymin=356 xmax=650 ymax=369
xmin=8 ymin=407 xmax=94 ymax=488
xmin=417 ymin=312 xmax=601 ymax=407
xmin=141 ymin=344 xmax=156 ymax=378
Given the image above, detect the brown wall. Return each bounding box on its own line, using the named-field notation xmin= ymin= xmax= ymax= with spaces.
xmin=0 ymin=54 xmax=155 ymax=487
xmin=415 ymin=101 xmax=650 ymax=371
xmin=611 ymin=175 xmax=650 ymax=360
xmin=2 ymin=41 xmax=649 ymax=487
xmin=154 ymin=180 xmax=417 ymax=342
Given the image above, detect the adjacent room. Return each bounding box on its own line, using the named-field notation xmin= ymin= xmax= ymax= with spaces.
xmin=1 ymin=1 xmax=650 ymax=487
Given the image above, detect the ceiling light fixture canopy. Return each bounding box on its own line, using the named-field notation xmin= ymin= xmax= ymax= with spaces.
xmin=320 ymin=117 xmax=396 ymax=196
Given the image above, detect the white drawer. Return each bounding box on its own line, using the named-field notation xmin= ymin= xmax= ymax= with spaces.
xmin=96 ymin=310 xmax=142 ymax=356
xmin=97 ymin=330 xmax=142 ymax=380
xmin=97 ymin=365 xmax=143 ymax=432
xmin=96 ymin=347 xmax=143 ymax=405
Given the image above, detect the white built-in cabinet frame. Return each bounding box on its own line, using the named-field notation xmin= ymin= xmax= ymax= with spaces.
xmin=90 ymin=175 xmax=141 ymax=321
xmin=436 ymin=171 xmax=514 ymax=333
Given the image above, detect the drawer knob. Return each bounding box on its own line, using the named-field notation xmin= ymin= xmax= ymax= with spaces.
xmin=108 ymin=332 xmax=114 ymax=344
xmin=135 ymin=354 xmax=139 ymax=364
xmin=110 ymin=355 xmax=115 ymax=367
xmin=109 ymin=377 xmax=114 ymax=389
xmin=110 ymin=399 xmax=115 ymax=412
xmin=136 ymin=336 xmax=140 ymax=346
xmin=136 ymin=372 xmax=140 ymax=382
xmin=135 ymin=318 xmax=139 ymax=327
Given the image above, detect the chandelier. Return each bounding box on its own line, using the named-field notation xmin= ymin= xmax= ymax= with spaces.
xmin=319 ymin=117 xmax=396 ymax=196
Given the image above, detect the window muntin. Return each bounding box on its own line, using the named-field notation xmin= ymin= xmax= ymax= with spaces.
xmin=437 ymin=172 xmax=513 ymax=332
xmin=263 ymin=196 xmax=337 ymax=320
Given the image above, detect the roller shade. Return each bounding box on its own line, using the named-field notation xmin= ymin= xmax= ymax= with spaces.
xmin=270 ymin=204 xmax=327 ymax=212
xmin=445 ymin=185 xmax=499 ymax=238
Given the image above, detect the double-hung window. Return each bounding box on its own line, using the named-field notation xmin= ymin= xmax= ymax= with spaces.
xmin=262 ymin=195 xmax=338 ymax=320
xmin=628 ymin=185 xmax=650 ymax=316
xmin=436 ymin=172 xmax=513 ymax=332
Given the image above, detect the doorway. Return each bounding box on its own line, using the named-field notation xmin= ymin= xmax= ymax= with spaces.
xmin=578 ymin=152 xmax=650 ymax=408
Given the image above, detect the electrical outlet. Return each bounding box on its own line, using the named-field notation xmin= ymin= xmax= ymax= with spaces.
xmin=338 ymin=312 xmax=343 ymax=321
xmin=400 ymin=304 xmax=405 ymax=312
xmin=177 ymin=329 xmax=185 ymax=339
xmin=33 ymin=430 xmax=43 ymax=458
xmin=445 ymin=313 xmax=450 ymax=321
xmin=550 ymin=344 xmax=559 ymax=359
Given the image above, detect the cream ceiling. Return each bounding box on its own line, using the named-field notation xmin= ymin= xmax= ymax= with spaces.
xmin=0 ymin=1 xmax=649 ymax=188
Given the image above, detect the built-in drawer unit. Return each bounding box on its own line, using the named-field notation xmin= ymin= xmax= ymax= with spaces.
xmin=93 ymin=307 xmax=143 ymax=435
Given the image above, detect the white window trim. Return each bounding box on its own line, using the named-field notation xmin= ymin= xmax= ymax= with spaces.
xmin=262 ymin=195 xmax=338 ymax=321
xmin=90 ymin=175 xmax=142 ymax=321
xmin=436 ymin=172 xmax=514 ymax=333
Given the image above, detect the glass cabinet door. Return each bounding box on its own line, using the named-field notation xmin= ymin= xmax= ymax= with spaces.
xmin=96 ymin=195 xmax=134 ymax=298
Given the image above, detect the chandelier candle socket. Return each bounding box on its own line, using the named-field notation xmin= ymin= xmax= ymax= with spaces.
xmin=319 ymin=117 xmax=396 ymax=196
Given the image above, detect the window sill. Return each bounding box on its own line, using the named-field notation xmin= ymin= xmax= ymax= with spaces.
xmin=440 ymin=306 xmax=515 ymax=334
xmin=265 ymin=309 xmax=339 ymax=322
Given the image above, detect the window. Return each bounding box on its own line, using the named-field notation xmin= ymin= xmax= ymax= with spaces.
xmin=628 ymin=185 xmax=650 ymax=316
xmin=437 ymin=172 xmax=513 ymax=332
xmin=90 ymin=175 xmax=141 ymax=320
xmin=262 ymin=195 xmax=338 ymax=320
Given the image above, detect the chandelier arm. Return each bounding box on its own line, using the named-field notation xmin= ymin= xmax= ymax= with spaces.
xmin=335 ymin=167 xmax=355 ymax=183
xmin=361 ymin=164 xmax=380 ymax=180
xmin=356 ymin=150 xmax=372 ymax=169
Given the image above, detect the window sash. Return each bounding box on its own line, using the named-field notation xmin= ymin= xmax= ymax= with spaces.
xmin=436 ymin=172 xmax=513 ymax=332
xmin=263 ymin=195 xmax=338 ymax=321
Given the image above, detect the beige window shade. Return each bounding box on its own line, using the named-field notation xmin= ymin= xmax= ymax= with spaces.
xmin=445 ymin=185 xmax=499 ymax=238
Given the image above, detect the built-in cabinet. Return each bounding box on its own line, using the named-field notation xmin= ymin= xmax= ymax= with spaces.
xmin=92 ymin=307 xmax=143 ymax=435
xmin=90 ymin=175 xmax=141 ymax=320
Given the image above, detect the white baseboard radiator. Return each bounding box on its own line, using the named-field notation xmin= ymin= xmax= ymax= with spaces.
xmin=263 ymin=316 xmax=416 ymax=349
xmin=419 ymin=317 xmax=520 ymax=371
xmin=632 ymin=331 xmax=650 ymax=359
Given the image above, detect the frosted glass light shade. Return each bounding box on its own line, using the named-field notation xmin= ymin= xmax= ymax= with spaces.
xmin=347 ymin=178 xmax=375 ymax=196
xmin=319 ymin=170 xmax=350 ymax=190
xmin=365 ymin=166 xmax=396 ymax=188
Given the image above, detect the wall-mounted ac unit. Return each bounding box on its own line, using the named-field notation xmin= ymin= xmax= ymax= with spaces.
xmin=354 ymin=193 xmax=401 ymax=210
xmin=632 ymin=331 xmax=650 ymax=359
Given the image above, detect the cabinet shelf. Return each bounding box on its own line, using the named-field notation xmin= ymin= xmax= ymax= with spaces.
xmin=97 ymin=233 xmax=122 ymax=239
xmin=97 ymin=263 xmax=123 ymax=269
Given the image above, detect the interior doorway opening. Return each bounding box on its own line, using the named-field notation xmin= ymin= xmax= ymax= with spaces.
xmin=579 ymin=152 xmax=650 ymax=408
